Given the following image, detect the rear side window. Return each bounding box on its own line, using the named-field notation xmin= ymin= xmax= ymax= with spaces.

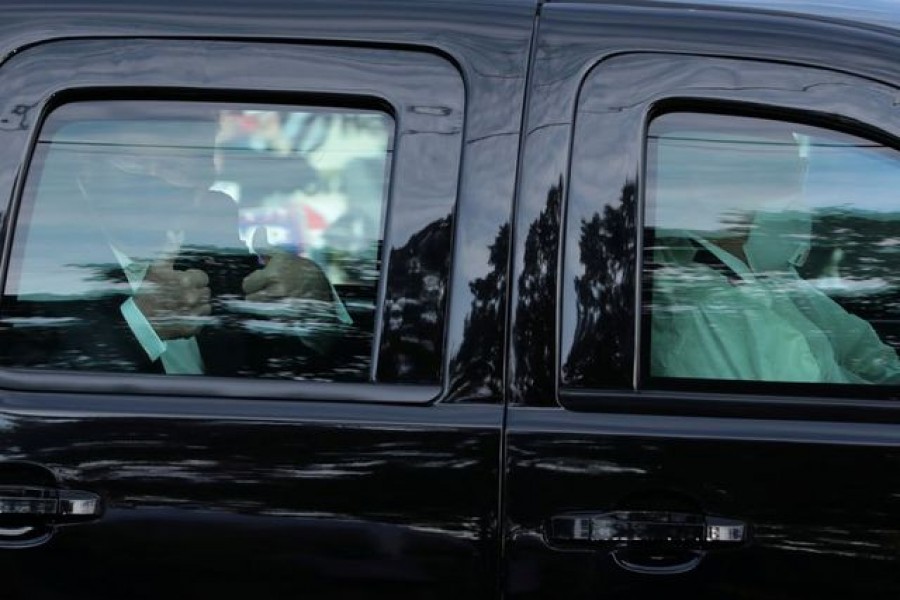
xmin=644 ymin=112 xmax=900 ymax=386
xmin=1 ymin=100 xmax=393 ymax=381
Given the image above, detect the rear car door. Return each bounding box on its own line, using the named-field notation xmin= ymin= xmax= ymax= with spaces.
xmin=0 ymin=2 xmax=534 ymax=598
xmin=506 ymin=3 xmax=900 ymax=598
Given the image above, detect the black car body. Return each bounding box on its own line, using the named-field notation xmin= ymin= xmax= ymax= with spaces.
xmin=2 ymin=0 xmax=900 ymax=598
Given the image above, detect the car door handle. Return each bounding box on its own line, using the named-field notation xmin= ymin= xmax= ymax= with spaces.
xmin=547 ymin=510 xmax=747 ymax=574
xmin=0 ymin=486 xmax=102 ymax=518
xmin=0 ymin=485 xmax=103 ymax=547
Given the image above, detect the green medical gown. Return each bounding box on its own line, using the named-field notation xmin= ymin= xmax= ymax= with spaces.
xmin=650 ymin=235 xmax=900 ymax=383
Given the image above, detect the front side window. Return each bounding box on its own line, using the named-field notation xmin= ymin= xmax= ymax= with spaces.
xmin=645 ymin=112 xmax=900 ymax=385
xmin=1 ymin=101 xmax=393 ymax=381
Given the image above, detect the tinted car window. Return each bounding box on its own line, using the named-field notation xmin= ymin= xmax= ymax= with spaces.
xmin=645 ymin=112 xmax=900 ymax=385
xmin=1 ymin=100 xmax=393 ymax=381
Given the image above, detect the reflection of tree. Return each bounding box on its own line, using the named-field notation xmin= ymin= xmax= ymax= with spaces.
xmin=803 ymin=209 xmax=900 ymax=314
xmin=451 ymin=223 xmax=509 ymax=398
xmin=378 ymin=216 xmax=452 ymax=383
xmin=512 ymin=179 xmax=561 ymax=402
xmin=562 ymin=183 xmax=636 ymax=387
xmin=0 ymin=247 xmax=373 ymax=380
xmin=801 ymin=209 xmax=900 ymax=349
xmin=2 ymin=418 xmax=496 ymax=598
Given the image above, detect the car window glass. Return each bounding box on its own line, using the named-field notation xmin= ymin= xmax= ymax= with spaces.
xmin=645 ymin=112 xmax=900 ymax=385
xmin=1 ymin=100 xmax=393 ymax=381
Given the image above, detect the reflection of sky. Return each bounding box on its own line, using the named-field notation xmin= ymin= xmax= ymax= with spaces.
xmin=12 ymin=170 xmax=123 ymax=298
xmin=804 ymin=143 xmax=900 ymax=213
xmin=649 ymin=133 xmax=900 ymax=235
xmin=11 ymin=109 xmax=393 ymax=298
xmin=650 ymin=138 xmax=797 ymax=234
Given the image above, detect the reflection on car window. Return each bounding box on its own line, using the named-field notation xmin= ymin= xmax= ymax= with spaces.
xmin=645 ymin=112 xmax=900 ymax=384
xmin=0 ymin=101 xmax=393 ymax=381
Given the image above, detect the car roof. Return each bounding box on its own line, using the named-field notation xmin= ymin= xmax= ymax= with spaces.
xmin=5 ymin=0 xmax=896 ymax=34
xmin=546 ymin=0 xmax=900 ymax=35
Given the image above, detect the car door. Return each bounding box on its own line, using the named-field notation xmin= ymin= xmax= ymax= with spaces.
xmin=506 ymin=3 xmax=900 ymax=598
xmin=0 ymin=2 xmax=535 ymax=598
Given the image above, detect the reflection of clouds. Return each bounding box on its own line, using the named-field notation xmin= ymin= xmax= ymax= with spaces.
xmin=811 ymin=276 xmax=892 ymax=297
xmin=0 ymin=316 xmax=81 ymax=327
xmin=14 ymin=418 xmax=494 ymax=515
xmin=806 ymin=147 xmax=900 ymax=212
xmin=11 ymin=260 xmax=122 ymax=297
xmin=650 ymin=122 xmax=900 ymax=237
xmin=82 ymin=460 xmax=222 ymax=483
xmin=758 ymin=524 xmax=898 ymax=561
xmin=66 ymin=436 xmax=487 ymax=488
xmin=239 ymin=318 xmax=361 ymax=338
xmin=510 ymin=438 xmax=649 ymax=477
xmin=407 ymin=520 xmax=481 ymax=541
xmin=253 ymin=509 xmax=336 ymax=519
xmin=269 ymin=463 xmax=380 ymax=479
xmin=226 ymin=298 xmax=344 ymax=319
xmin=521 ymin=458 xmax=646 ymax=475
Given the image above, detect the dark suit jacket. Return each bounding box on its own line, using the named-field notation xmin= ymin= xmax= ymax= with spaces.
xmin=0 ymin=191 xmax=350 ymax=378
xmin=0 ymin=247 xmax=260 ymax=375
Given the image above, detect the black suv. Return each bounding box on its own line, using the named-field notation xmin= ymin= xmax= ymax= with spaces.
xmin=2 ymin=0 xmax=900 ymax=598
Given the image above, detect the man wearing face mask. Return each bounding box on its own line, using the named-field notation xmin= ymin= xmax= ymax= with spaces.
xmin=649 ymin=122 xmax=900 ymax=384
xmin=31 ymin=105 xmax=352 ymax=376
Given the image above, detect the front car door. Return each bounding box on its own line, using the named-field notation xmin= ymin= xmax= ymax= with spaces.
xmin=0 ymin=1 xmax=535 ymax=598
xmin=506 ymin=2 xmax=900 ymax=598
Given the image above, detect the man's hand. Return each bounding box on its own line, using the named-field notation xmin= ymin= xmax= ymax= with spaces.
xmin=133 ymin=258 xmax=211 ymax=340
xmin=242 ymin=252 xmax=334 ymax=302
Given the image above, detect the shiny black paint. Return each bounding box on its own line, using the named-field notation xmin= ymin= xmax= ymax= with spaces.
xmin=0 ymin=0 xmax=537 ymax=402
xmin=3 ymin=0 xmax=900 ymax=598
xmin=0 ymin=397 xmax=503 ymax=599
xmin=509 ymin=2 xmax=900 ymax=405
xmin=0 ymin=37 xmax=465 ymax=387
xmin=564 ymin=51 xmax=900 ymax=392
xmin=506 ymin=408 xmax=900 ymax=599
xmin=506 ymin=3 xmax=900 ymax=598
xmin=0 ymin=1 xmax=536 ymax=598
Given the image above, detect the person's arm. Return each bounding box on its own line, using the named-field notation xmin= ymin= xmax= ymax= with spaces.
xmin=650 ymin=265 xmax=827 ymax=382
xmin=651 ymin=298 xmax=827 ymax=382
xmin=792 ymin=280 xmax=900 ymax=384
xmin=241 ymin=251 xmax=352 ymax=354
xmin=187 ymin=191 xmax=352 ymax=356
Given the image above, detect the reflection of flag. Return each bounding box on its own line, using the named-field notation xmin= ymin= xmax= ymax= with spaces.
xmin=302 ymin=204 xmax=327 ymax=231
xmin=238 ymin=202 xmax=329 ymax=256
xmin=238 ymin=206 xmax=302 ymax=254
xmin=300 ymin=204 xmax=329 ymax=252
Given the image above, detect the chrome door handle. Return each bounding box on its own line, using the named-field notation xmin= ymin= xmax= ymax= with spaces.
xmin=550 ymin=510 xmax=745 ymax=544
xmin=547 ymin=510 xmax=748 ymax=574
xmin=0 ymin=485 xmax=103 ymax=548
xmin=0 ymin=486 xmax=101 ymax=519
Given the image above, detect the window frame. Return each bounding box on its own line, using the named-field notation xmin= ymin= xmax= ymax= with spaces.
xmin=5 ymin=98 xmax=395 ymax=385
xmin=641 ymin=108 xmax=900 ymax=397
xmin=558 ymin=52 xmax=900 ymax=413
xmin=0 ymin=38 xmax=465 ymax=404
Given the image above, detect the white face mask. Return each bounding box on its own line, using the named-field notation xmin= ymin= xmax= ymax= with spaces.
xmin=743 ymin=207 xmax=811 ymax=275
